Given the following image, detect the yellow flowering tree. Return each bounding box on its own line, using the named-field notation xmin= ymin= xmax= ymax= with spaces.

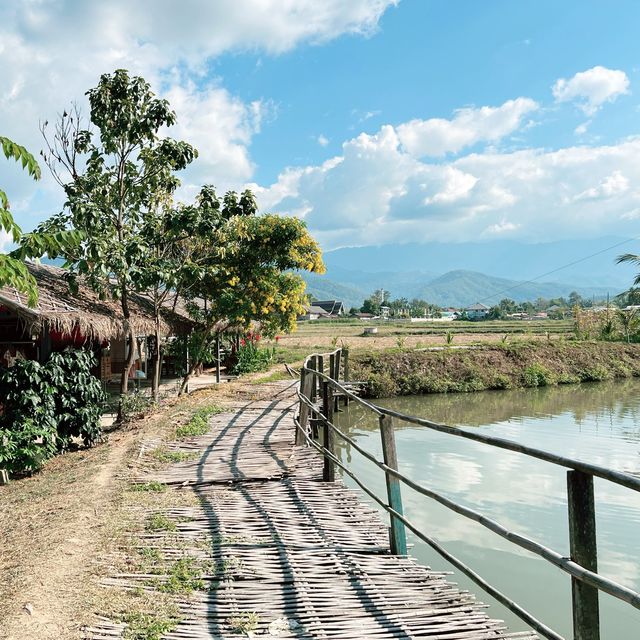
xmin=170 ymin=185 xmax=323 ymax=391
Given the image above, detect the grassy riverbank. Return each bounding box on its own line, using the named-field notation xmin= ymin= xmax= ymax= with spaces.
xmin=352 ymin=342 xmax=640 ymax=398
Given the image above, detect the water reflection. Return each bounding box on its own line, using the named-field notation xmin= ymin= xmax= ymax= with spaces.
xmin=334 ymin=380 xmax=640 ymax=639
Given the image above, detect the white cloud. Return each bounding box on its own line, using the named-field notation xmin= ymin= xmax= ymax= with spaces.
xmin=396 ymin=98 xmax=539 ymax=157
xmin=254 ymin=125 xmax=640 ymax=248
xmin=571 ymin=170 xmax=630 ymax=202
xmin=0 ymin=0 xmax=397 ymax=228
xmin=317 ymin=134 xmax=330 ymax=147
xmin=552 ymin=66 xmax=630 ymax=115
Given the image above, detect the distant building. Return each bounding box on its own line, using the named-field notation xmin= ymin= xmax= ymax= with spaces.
xmin=465 ymin=302 xmax=490 ymax=320
xmin=297 ymin=304 xmax=330 ymax=321
xmin=313 ymin=300 xmax=346 ymax=316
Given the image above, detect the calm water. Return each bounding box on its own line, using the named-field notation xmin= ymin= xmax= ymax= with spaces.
xmin=333 ymin=380 xmax=640 ymax=639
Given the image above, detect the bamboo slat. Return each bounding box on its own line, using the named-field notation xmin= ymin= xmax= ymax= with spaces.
xmin=88 ymin=380 xmax=538 ymax=640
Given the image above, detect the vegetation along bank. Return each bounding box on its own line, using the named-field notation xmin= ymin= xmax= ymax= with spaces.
xmin=352 ymin=342 xmax=640 ymax=398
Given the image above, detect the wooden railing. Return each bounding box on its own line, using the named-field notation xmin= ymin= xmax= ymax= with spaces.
xmin=294 ymin=348 xmax=640 ymax=640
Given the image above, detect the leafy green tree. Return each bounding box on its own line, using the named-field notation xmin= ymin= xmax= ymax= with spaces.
xmin=568 ymin=291 xmax=583 ymax=308
xmin=488 ymin=306 xmax=504 ymax=320
xmin=167 ymin=185 xmax=324 ymax=393
xmin=38 ymin=70 xmax=197 ymax=403
xmin=0 ymin=136 xmax=42 ymax=305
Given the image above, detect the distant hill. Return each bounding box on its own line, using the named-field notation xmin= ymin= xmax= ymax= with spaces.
xmin=301 ymin=268 xmax=618 ymax=309
xmin=323 ymin=237 xmax=638 ymax=289
xmin=415 ymin=270 xmax=613 ymax=308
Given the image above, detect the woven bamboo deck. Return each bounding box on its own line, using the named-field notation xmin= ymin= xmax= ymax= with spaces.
xmin=87 ymin=380 xmax=538 ymax=639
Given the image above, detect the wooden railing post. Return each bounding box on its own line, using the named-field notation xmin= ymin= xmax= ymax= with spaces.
xmin=317 ymin=355 xmax=324 ymax=400
xmin=309 ymin=356 xmax=318 ymax=403
xmin=322 ymin=381 xmax=335 ymax=482
xmin=333 ymin=350 xmax=342 ymax=410
xmin=341 ymin=347 xmax=350 ymax=407
xmin=297 ymin=366 xmax=314 ymax=446
xmin=567 ymin=471 xmax=600 ymax=640
xmin=379 ymin=414 xmax=407 ymax=555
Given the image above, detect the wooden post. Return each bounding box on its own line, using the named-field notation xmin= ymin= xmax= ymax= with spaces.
xmin=0 ymin=470 xmax=8 ymax=485
xmin=297 ymin=367 xmax=314 ymax=446
xmin=567 ymin=471 xmax=600 ymax=640
xmin=322 ymin=381 xmax=335 ymax=482
xmin=379 ymin=414 xmax=407 ymax=555
xmin=342 ymin=347 xmax=350 ymax=407
xmin=215 ymin=334 xmax=221 ymax=384
xmin=333 ymin=350 xmax=342 ymax=410
xmin=317 ymin=355 xmax=324 ymax=400
xmin=309 ymin=356 xmax=318 ymax=403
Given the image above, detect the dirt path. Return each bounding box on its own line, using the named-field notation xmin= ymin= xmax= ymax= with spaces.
xmin=0 ymin=370 xmax=294 ymax=640
xmin=0 ymin=428 xmax=136 ymax=640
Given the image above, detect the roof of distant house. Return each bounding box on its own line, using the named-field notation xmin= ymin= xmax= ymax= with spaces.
xmin=465 ymin=302 xmax=490 ymax=311
xmin=305 ymin=305 xmax=329 ymax=316
xmin=313 ymin=300 xmax=345 ymax=315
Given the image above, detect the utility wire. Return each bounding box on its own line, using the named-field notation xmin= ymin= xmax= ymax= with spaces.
xmin=471 ymin=236 xmax=640 ymax=307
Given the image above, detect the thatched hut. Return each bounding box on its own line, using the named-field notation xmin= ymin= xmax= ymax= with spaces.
xmin=0 ymin=263 xmax=193 ymax=380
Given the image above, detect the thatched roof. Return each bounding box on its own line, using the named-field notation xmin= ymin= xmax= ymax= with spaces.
xmin=0 ymin=263 xmax=193 ymax=341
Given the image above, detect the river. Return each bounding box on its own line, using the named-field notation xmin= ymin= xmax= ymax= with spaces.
xmin=333 ymin=379 xmax=640 ymax=639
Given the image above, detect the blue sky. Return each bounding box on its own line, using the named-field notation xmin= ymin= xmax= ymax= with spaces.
xmin=3 ymin=0 xmax=640 ymax=250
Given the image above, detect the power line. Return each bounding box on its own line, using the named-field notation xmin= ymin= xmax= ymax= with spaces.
xmin=471 ymin=236 xmax=640 ymax=308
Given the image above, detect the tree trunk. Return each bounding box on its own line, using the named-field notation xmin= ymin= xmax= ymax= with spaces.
xmin=178 ymin=360 xmax=201 ymax=396
xmin=151 ymin=322 xmax=162 ymax=401
xmin=117 ymin=290 xmax=137 ymax=421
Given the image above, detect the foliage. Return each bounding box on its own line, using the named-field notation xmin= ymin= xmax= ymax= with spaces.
xmin=522 ymin=363 xmax=555 ymax=387
xmin=574 ymin=307 xmax=640 ymax=343
xmin=175 ymin=407 xmax=224 ymax=438
xmin=130 ymin=482 xmax=167 ymax=493
xmin=156 ymin=557 xmax=206 ymax=594
xmin=227 ymin=612 xmax=260 ymax=635
xmin=121 ymin=611 xmax=180 ymax=640
xmin=146 ymin=513 xmax=177 ymax=532
xmin=46 ymin=350 xmax=106 ymax=448
xmin=0 ymin=136 xmax=41 ymax=305
xmin=0 ymin=349 xmax=105 ymax=474
xmin=233 ymin=332 xmax=275 ymax=374
xmin=120 ymin=390 xmax=157 ymax=423
xmin=37 ymin=70 xmax=197 ymax=401
xmin=164 ymin=185 xmax=323 ymax=391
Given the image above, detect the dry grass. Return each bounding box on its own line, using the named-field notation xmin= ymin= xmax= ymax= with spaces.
xmin=0 ymin=372 xmax=281 ymax=640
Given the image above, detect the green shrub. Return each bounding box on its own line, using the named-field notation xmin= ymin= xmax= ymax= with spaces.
xmin=46 ymin=350 xmax=106 ymax=448
xmin=523 ymin=363 xmax=555 ymax=387
xmin=491 ymin=373 xmax=513 ymax=390
xmin=232 ymin=332 xmax=274 ymax=374
xmin=120 ymin=390 xmax=156 ymax=423
xmin=557 ymin=372 xmax=580 ymax=384
xmin=0 ymin=360 xmax=58 ymax=473
xmin=366 ymin=372 xmax=398 ymax=398
xmin=0 ymin=349 xmax=106 ymax=474
xmin=580 ymin=365 xmax=612 ymax=382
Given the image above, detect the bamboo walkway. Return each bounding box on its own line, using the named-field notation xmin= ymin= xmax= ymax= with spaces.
xmin=87 ymin=380 xmax=538 ymax=639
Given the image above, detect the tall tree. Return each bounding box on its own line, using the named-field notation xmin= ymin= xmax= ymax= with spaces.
xmin=167 ymin=185 xmax=324 ymax=394
xmin=38 ymin=70 xmax=197 ymax=402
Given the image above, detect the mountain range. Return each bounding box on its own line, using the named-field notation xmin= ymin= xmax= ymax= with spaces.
xmin=302 ymin=237 xmax=637 ymax=309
